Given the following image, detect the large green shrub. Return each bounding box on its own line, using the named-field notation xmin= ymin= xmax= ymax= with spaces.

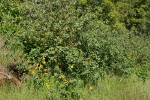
xmin=21 ymin=0 xmax=98 ymax=82
xmin=19 ymin=0 xmax=149 ymax=83
xmin=19 ymin=0 xmax=150 ymax=82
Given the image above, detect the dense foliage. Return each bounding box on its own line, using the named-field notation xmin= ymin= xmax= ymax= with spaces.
xmin=0 ymin=0 xmax=150 ymax=99
xmin=78 ymin=0 xmax=150 ymax=35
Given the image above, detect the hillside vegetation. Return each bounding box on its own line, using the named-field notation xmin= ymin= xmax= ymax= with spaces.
xmin=0 ymin=0 xmax=150 ymax=100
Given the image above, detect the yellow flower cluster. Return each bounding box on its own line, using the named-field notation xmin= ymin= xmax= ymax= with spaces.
xmin=28 ymin=65 xmax=37 ymax=75
xmin=29 ymin=69 xmax=37 ymax=75
xmin=42 ymin=55 xmax=46 ymax=64
xmin=60 ymin=75 xmax=65 ymax=79
xmin=44 ymin=68 xmax=51 ymax=74
xmin=28 ymin=61 xmax=52 ymax=76
xmin=59 ymin=75 xmax=68 ymax=83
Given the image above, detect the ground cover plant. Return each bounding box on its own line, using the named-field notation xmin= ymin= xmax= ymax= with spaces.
xmin=0 ymin=0 xmax=150 ymax=100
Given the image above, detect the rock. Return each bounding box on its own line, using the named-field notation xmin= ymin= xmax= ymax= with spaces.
xmin=0 ymin=66 xmax=21 ymax=87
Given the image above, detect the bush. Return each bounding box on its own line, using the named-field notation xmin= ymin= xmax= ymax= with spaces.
xmin=20 ymin=0 xmax=150 ymax=82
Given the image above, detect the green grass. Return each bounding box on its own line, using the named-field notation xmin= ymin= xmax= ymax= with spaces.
xmin=0 ymin=75 xmax=150 ymax=100
xmin=80 ymin=75 xmax=150 ymax=100
xmin=0 ymin=85 xmax=47 ymax=100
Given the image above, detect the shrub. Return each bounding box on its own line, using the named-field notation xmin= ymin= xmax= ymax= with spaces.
xmin=20 ymin=0 xmax=150 ymax=83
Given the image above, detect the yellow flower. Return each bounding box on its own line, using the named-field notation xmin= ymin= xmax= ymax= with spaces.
xmin=70 ymin=65 xmax=74 ymax=69
xmin=43 ymin=61 xmax=46 ymax=64
xmin=31 ymin=69 xmax=37 ymax=75
xmin=60 ymin=75 xmax=65 ymax=79
xmin=89 ymin=86 xmax=93 ymax=91
xmin=39 ymin=64 xmax=43 ymax=69
xmin=42 ymin=57 xmax=45 ymax=60
xmin=42 ymin=56 xmax=46 ymax=64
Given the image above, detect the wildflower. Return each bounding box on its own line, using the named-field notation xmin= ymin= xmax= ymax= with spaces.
xmin=39 ymin=64 xmax=43 ymax=69
xmin=89 ymin=86 xmax=93 ymax=91
xmin=70 ymin=65 xmax=74 ymax=69
xmin=60 ymin=75 xmax=65 ymax=79
xmin=42 ymin=56 xmax=46 ymax=64
xmin=31 ymin=69 xmax=37 ymax=75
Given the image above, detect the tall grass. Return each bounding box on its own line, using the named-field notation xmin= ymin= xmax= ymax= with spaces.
xmin=0 ymin=84 xmax=47 ymax=100
xmin=80 ymin=75 xmax=150 ymax=100
xmin=0 ymin=75 xmax=150 ymax=100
